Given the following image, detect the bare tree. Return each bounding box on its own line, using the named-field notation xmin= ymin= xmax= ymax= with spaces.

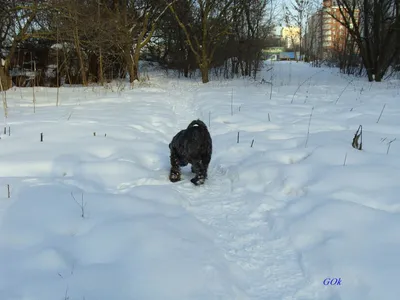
xmin=235 ymin=0 xmax=271 ymax=78
xmin=151 ymin=0 xmax=197 ymax=77
xmin=328 ymin=0 xmax=400 ymax=81
xmin=97 ymin=0 xmax=173 ymax=84
xmin=303 ymin=1 xmax=325 ymax=64
xmin=0 ymin=0 xmax=13 ymax=90
xmin=329 ymin=26 xmax=359 ymax=74
xmin=167 ymin=0 xmax=236 ymax=83
xmin=0 ymin=0 xmax=41 ymax=90
xmin=284 ymin=0 xmax=315 ymax=61
xmin=0 ymin=0 xmax=278 ymax=87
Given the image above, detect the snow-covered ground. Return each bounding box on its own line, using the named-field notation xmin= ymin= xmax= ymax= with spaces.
xmin=1 ymin=62 xmax=400 ymax=300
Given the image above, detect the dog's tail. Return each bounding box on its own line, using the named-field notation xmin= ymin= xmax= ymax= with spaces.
xmin=187 ymin=119 xmax=208 ymax=129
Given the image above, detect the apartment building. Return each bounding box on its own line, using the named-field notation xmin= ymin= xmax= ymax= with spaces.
xmin=304 ymin=0 xmax=359 ymax=60
xmin=304 ymin=10 xmax=323 ymax=59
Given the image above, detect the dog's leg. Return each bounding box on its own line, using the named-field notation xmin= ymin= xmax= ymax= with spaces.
xmin=202 ymin=154 xmax=211 ymax=179
xmin=190 ymin=160 xmax=207 ymax=185
xmin=169 ymin=149 xmax=181 ymax=182
xmin=199 ymin=155 xmax=211 ymax=179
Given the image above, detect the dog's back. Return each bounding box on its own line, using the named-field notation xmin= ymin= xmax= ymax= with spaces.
xmin=184 ymin=119 xmax=212 ymax=156
xmin=169 ymin=120 xmax=211 ymax=151
xmin=169 ymin=119 xmax=212 ymax=185
xmin=187 ymin=119 xmax=207 ymax=129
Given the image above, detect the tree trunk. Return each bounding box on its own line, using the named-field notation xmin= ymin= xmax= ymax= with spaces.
xmin=366 ymin=69 xmax=374 ymax=82
xmin=125 ymin=55 xmax=136 ymax=84
xmin=358 ymin=44 xmax=374 ymax=81
xmin=132 ymin=48 xmax=141 ymax=82
xmin=128 ymin=64 xmax=135 ymax=83
xmin=77 ymin=51 xmax=87 ymax=86
xmin=73 ymin=31 xmax=87 ymax=86
xmin=200 ymin=63 xmax=209 ymax=83
xmin=98 ymin=48 xmax=104 ymax=85
xmin=88 ymin=53 xmax=98 ymax=83
xmin=375 ymin=61 xmax=385 ymax=82
xmin=132 ymin=64 xmax=138 ymax=82
xmin=0 ymin=66 xmax=11 ymax=91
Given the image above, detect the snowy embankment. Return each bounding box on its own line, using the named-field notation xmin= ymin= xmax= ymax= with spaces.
xmin=0 ymin=62 xmax=400 ymax=300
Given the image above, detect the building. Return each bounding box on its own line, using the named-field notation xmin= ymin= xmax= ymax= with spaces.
xmin=304 ymin=0 xmax=359 ymax=60
xmin=304 ymin=10 xmax=324 ymax=60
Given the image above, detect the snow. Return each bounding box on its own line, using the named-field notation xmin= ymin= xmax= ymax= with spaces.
xmin=1 ymin=62 xmax=400 ymax=300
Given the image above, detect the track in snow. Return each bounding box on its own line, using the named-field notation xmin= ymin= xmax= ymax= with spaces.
xmin=163 ymin=79 xmax=308 ymax=299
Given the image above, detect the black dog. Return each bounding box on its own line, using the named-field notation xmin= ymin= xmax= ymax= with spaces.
xmin=169 ymin=119 xmax=212 ymax=185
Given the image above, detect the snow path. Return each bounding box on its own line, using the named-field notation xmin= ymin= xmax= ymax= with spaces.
xmin=161 ymin=78 xmax=308 ymax=299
